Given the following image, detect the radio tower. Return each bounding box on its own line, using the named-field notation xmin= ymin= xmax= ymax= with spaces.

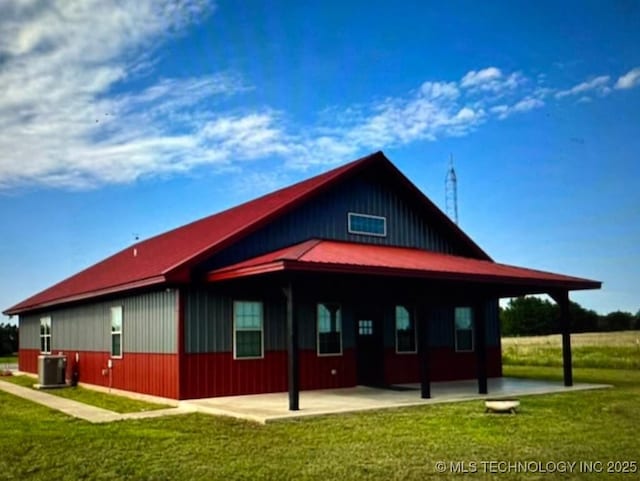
xmin=445 ymin=154 xmax=458 ymax=224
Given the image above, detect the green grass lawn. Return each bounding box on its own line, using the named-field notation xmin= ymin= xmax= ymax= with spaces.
xmin=0 ymin=375 xmax=168 ymax=414
xmin=1 ymin=366 xmax=638 ymax=480
xmin=0 ymin=356 xmax=17 ymax=364
xmin=502 ymin=330 xmax=640 ymax=369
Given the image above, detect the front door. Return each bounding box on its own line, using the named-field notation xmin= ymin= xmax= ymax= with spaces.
xmin=355 ymin=309 xmax=384 ymax=386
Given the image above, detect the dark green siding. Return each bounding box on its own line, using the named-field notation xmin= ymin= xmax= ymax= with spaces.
xmin=206 ymin=172 xmax=456 ymax=271
xmin=382 ymin=300 xmax=500 ymax=349
xmin=184 ymin=288 xmax=286 ymax=353
xmin=184 ymin=288 xmax=356 ymax=354
xmin=184 ymin=287 xmax=497 ymax=354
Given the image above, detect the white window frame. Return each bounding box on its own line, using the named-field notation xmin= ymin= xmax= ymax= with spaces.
xmin=395 ymin=305 xmax=417 ymax=354
xmin=316 ymin=302 xmax=343 ymax=356
xmin=454 ymin=306 xmax=474 ymax=352
xmin=233 ymin=300 xmax=264 ymax=360
xmin=40 ymin=316 xmax=51 ymax=354
xmin=347 ymin=212 xmax=387 ymax=237
xmin=110 ymin=306 xmax=123 ymax=358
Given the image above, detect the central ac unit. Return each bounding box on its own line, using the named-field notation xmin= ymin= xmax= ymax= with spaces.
xmin=38 ymin=355 xmax=67 ymax=387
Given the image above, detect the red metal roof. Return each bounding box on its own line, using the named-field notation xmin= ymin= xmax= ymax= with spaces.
xmin=208 ymin=239 xmax=601 ymax=292
xmin=6 ymin=151 xmax=489 ymax=315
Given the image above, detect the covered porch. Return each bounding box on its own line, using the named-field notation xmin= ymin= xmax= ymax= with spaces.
xmin=182 ymin=377 xmax=610 ymax=424
xmin=207 ymin=239 xmax=601 ymax=411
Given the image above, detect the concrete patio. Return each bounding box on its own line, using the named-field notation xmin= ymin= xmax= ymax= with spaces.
xmin=181 ymin=377 xmax=610 ymax=424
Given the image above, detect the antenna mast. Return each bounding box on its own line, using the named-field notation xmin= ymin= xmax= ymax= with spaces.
xmin=445 ymin=154 xmax=458 ymax=224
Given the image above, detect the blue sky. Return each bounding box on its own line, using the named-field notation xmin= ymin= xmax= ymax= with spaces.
xmin=1 ymin=0 xmax=639 ymax=322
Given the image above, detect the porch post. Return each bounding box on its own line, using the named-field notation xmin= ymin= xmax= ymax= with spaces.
xmin=553 ymin=290 xmax=573 ymax=387
xmin=284 ymin=282 xmax=299 ymax=410
xmin=417 ymin=305 xmax=430 ymax=399
xmin=474 ymin=300 xmax=488 ymax=395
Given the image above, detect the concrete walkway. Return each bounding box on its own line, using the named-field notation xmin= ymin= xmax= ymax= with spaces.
xmin=0 ymin=379 xmax=192 ymax=423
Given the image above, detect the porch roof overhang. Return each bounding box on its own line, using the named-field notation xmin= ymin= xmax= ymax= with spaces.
xmin=207 ymin=239 xmax=601 ymax=295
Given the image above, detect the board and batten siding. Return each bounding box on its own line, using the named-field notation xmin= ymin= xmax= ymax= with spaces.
xmin=19 ymin=289 xmax=178 ymax=354
xmin=18 ymin=316 xmax=40 ymax=349
xmin=185 ymin=288 xmax=285 ymax=353
xmin=184 ymin=289 xmax=500 ymax=354
xmin=423 ymin=300 xmax=501 ymax=349
xmin=205 ymin=172 xmax=457 ymax=271
xmin=184 ymin=288 xmax=358 ymax=354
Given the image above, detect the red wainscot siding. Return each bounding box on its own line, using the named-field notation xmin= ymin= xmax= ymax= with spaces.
xmin=383 ymin=347 xmax=503 ymax=385
xmin=299 ymin=349 xmax=356 ymax=390
xmin=109 ymin=353 xmax=179 ymax=399
xmin=18 ymin=349 xmax=40 ymax=374
xmin=21 ymin=349 xmax=178 ymax=399
xmin=179 ymin=349 xmax=357 ymax=399
xmin=180 ymin=351 xmax=287 ymax=399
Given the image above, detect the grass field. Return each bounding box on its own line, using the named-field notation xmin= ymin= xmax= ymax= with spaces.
xmin=0 ymin=365 xmax=638 ymax=480
xmin=0 ymin=375 xmax=168 ymax=413
xmin=0 ymin=356 xmax=17 ymax=365
xmin=0 ymin=332 xmax=637 ymax=480
xmin=502 ymin=330 xmax=640 ymax=369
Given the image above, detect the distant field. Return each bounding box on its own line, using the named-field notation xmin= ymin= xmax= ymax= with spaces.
xmin=0 ymin=356 xmax=17 ymax=365
xmin=502 ymin=330 xmax=640 ymax=369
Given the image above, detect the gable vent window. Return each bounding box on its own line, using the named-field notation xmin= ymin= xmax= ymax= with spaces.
xmin=348 ymin=213 xmax=387 ymax=237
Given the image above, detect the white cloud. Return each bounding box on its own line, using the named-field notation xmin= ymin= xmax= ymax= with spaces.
xmin=461 ymin=67 xmax=502 ymax=88
xmin=0 ymin=1 xmax=634 ymax=191
xmin=420 ymin=81 xmax=460 ymax=100
xmin=0 ymin=0 xmax=274 ymax=189
xmin=200 ymin=113 xmax=291 ymax=160
xmin=490 ymin=105 xmax=509 ymax=118
xmin=490 ymin=97 xmax=544 ymax=120
xmin=555 ymin=75 xmax=610 ymax=98
xmin=615 ymin=67 xmax=640 ymax=90
xmin=460 ymin=67 xmax=524 ymax=94
xmin=513 ymin=98 xmax=544 ymax=112
xmin=334 ymin=82 xmax=485 ymax=149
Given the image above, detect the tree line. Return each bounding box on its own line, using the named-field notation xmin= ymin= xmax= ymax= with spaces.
xmin=501 ymin=296 xmax=640 ymax=336
xmin=0 ymin=323 xmax=18 ymax=356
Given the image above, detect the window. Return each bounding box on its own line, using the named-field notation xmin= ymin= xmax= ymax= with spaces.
xmin=40 ymin=317 xmax=51 ymax=354
xmin=358 ymin=319 xmax=373 ymax=336
xmin=395 ymin=305 xmax=416 ymax=353
xmin=111 ymin=306 xmax=123 ymax=358
xmin=234 ymin=301 xmax=263 ymax=359
xmin=348 ymin=212 xmax=387 ymax=237
xmin=455 ymin=307 xmax=474 ymax=352
xmin=317 ymin=303 xmax=342 ymax=355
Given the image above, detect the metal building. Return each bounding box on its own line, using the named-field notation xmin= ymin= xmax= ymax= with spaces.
xmin=4 ymin=152 xmax=600 ymax=408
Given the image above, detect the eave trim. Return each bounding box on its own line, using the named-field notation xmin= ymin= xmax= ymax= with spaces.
xmin=3 ymin=275 xmax=167 ymax=315
xmin=207 ymin=260 xmax=601 ymax=291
